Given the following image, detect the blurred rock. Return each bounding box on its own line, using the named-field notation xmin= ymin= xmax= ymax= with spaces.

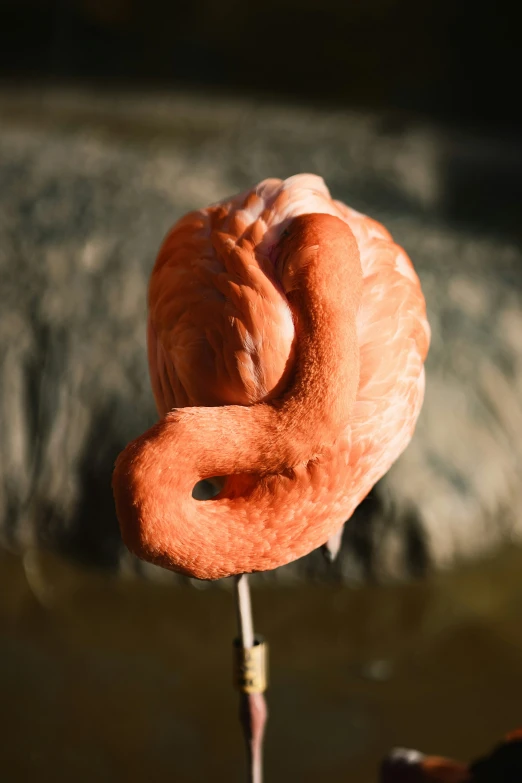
xmin=1 ymin=86 xmax=522 ymax=583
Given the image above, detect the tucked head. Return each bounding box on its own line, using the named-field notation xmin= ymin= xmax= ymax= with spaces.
xmin=274 ymin=212 xmax=359 ymax=293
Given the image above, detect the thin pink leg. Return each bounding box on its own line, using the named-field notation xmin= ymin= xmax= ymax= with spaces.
xmin=234 ymin=574 xmax=268 ymax=783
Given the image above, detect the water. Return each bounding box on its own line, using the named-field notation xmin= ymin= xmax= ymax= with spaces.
xmin=2 ymin=546 xmax=522 ymax=782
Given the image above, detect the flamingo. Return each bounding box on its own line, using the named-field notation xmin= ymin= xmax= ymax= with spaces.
xmin=112 ymin=174 xmax=430 ymax=581
xmin=381 ymin=729 xmax=522 ymax=781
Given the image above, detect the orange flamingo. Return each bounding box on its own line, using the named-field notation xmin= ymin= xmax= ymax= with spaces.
xmin=113 ymin=174 xmax=430 ymax=581
xmin=380 ymin=729 xmax=522 ymax=781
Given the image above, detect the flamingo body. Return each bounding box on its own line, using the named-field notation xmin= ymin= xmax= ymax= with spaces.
xmin=113 ymin=175 xmax=430 ymax=580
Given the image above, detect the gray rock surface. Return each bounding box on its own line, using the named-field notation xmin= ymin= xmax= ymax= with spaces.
xmin=1 ymin=86 xmax=521 ymax=583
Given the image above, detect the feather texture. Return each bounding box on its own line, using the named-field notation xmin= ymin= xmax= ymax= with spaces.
xmin=113 ymin=174 xmax=430 ymax=579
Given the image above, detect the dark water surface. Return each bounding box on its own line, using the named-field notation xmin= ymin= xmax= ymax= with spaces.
xmin=2 ymin=547 xmax=522 ymax=782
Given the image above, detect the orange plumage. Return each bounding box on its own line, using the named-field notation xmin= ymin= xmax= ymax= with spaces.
xmin=113 ymin=174 xmax=430 ymax=580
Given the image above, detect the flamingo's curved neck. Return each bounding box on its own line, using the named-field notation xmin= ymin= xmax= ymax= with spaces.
xmin=274 ymin=214 xmax=362 ymax=463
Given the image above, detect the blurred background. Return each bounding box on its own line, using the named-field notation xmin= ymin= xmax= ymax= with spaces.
xmin=1 ymin=1 xmax=521 ymax=781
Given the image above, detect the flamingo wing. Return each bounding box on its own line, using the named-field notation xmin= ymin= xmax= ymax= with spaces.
xmin=147 ymin=187 xmax=296 ymax=416
xmin=335 ymin=200 xmax=430 ymax=514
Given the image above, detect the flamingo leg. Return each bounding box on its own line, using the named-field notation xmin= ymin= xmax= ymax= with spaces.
xmin=323 ymin=524 xmax=345 ymax=563
xmin=234 ymin=574 xmax=268 ymax=783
